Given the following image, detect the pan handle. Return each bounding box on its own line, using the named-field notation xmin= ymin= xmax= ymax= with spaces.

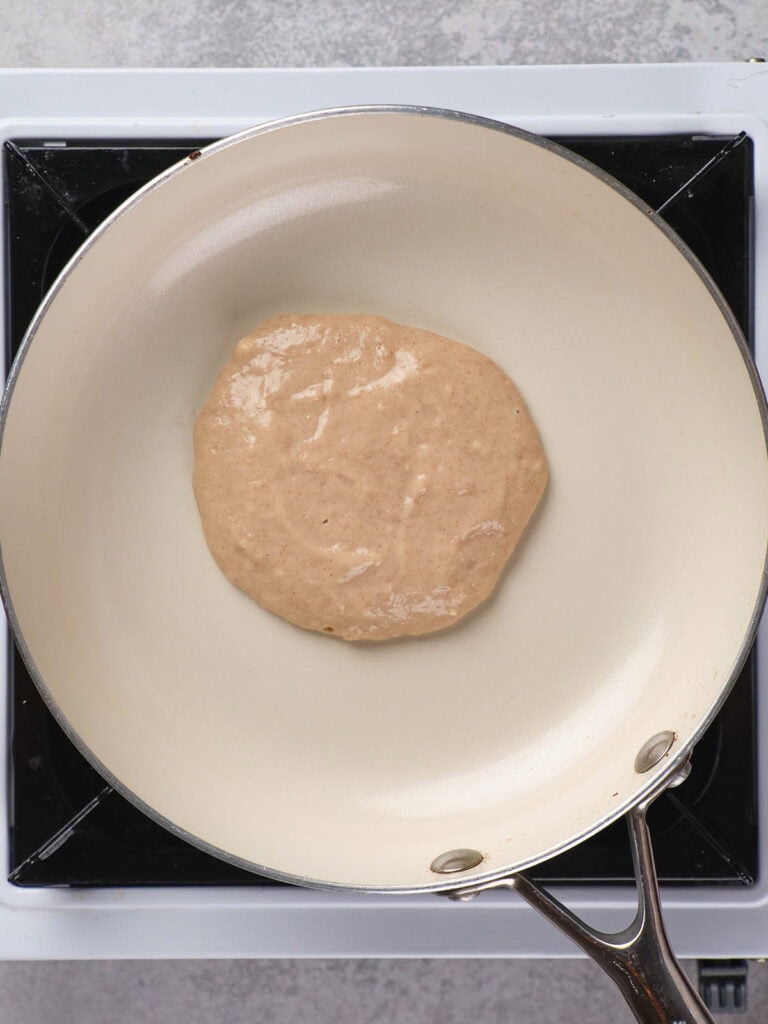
xmin=450 ymin=795 xmax=713 ymax=1024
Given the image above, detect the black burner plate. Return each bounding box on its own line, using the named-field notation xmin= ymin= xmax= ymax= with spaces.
xmin=3 ymin=132 xmax=757 ymax=887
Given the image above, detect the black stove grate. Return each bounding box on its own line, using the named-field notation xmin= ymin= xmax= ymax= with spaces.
xmin=3 ymin=132 xmax=758 ymax=887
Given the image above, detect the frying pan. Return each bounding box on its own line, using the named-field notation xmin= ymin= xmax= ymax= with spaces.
xmin=1 ymin=108 xmax=767 ymax=1022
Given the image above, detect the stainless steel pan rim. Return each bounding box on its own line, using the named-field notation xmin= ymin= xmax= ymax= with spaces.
xmin=1 ymin=105 xmax=767 ymax=896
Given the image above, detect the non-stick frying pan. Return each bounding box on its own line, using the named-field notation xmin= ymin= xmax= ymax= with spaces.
xmin=1 ymin=109 xmax=767 ymax=1023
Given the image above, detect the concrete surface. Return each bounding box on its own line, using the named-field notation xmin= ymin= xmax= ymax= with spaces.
xmin=0 ymin=0 xmax=767 ymax=67
xmin=3 ymin=1 xmax=768 ymax=1022
xmin=1 ymin=958 xmax=768 ymax=1024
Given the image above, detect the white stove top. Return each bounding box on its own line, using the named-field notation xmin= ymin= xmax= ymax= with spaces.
xmin=1 ymin=63 xmax=768 ymax=960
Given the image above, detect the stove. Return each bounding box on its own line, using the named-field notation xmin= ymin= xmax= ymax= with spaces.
xmin=1 ymin=64 xmax=768 ymax=958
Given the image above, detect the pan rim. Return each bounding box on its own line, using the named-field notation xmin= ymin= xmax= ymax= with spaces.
xmin=1 ymin=105 xmax=767 ymax=894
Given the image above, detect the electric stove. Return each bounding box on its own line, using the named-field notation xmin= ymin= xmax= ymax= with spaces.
xmin=1 ymin=64 xmax=768 ymax=959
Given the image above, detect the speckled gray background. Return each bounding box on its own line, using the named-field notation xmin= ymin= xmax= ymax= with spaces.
xmin=0 ymin=958 xmax=767 ymax=1023
xmin=3 ymin=1 xmax=768 ymax=1022
xmin=1 ymin=0 xmax=767 ymax=67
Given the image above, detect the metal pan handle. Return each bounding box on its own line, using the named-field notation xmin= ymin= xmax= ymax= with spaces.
xmin=449 ymin=786 xmax=713 ymax=1023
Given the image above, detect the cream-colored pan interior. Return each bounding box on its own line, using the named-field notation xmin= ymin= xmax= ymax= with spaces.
xmin=1 ymin=110 xmax=767 ymax=891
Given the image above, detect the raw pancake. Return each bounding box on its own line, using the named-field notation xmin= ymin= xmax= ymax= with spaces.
xmin=193 ymin=314 xmax=548 ymax=641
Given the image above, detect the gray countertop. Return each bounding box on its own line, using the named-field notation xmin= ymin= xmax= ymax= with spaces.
xmin=2 ymin=2 xmax=768 ymax=1022
xmin=1 ymin=0 xmax=767 ymax=67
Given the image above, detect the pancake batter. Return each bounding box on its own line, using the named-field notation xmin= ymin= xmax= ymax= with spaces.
xmin=193 ymin=314 xmax=547 ymax=641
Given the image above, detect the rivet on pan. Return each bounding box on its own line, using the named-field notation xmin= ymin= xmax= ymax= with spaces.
xmin=430 ymin=849 xmax=484 ymax=874
xmin=634 ymin=731 xmax=675 ymax=773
